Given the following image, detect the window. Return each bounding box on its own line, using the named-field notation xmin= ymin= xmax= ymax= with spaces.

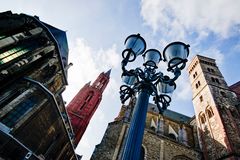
xmin=211 ymin=77 xmax=215 ymax=82
xmin=206 ymin=107 xmax=214 ymax=118
xmin=168 ymin=133 xmax=177 ymax=140
xmin=200 ymin=114 xmax=206 ymax=124
xmin=86 ymin=91 xmax=94 ymax=102
xmin=80 ymin=101 xmax=87 ymax=110
xmin=207 ymin=67 xmax=215 ymax=73
xmin=211 ymin=77 xmax=220 ymax=84
xmin=196 ymin=81 xmax=201 ymax=89
xmin=199 ymin=95 xmax=203 ymax=102
xmin=193 ymin=72 xmax=198 ymax=79
xmin=1 ymin=96 xmax=37 ymax=128
xmin=220 ymin=91 xmax=226 ymax=97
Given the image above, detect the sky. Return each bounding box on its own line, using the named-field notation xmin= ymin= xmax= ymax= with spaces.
xmin=1 ymin=0 xmax=240 ymax=159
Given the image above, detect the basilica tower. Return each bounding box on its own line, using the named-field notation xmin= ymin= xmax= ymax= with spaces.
xmin=67 ymin=70 xmax=111 ymax=146
xmin=188 ymin=55 xmax=240 ymax=159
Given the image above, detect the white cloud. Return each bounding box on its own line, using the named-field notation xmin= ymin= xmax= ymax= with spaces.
xmin=173 ymin=72 xmax=192 ymax=101
xmin=202 ymin=47 xmax=225 ymax=65
xmin=141 ymin=0 xmax=240 ymax=38
xmin=63 ymin=38 xmax=121 ymax=103
xmin=62 ymin=37 xmax=122 ymax=159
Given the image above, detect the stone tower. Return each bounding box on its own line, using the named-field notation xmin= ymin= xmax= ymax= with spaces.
xmin=188 ymin=55 xmax=240 ymax=159
xmin=67 ymin=70 xmax=111 ymax=146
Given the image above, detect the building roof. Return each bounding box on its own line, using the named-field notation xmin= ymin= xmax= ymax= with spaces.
xmin=229 ymin=81 xmax=240 ymax=99
xmin=148 ymin=103 xmax=191 ymax=123
xmin=43 ymin=23 xmax=69 ymax=68
xmin=105 ymin=69 xmax=111 ymax=77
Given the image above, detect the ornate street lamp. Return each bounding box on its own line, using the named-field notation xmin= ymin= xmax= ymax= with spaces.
xmin=119 ymin=34 xmax=189 ymax=160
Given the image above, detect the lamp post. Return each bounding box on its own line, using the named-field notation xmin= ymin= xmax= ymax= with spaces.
xmin=120 ymin=34 xmax=190 ymax=160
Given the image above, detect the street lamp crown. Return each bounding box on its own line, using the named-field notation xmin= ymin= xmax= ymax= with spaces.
xmin=119 ymin=33 xmax=190 ymax=160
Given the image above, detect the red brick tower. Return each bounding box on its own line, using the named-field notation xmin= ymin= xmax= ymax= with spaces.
xmin=67 ymin=69 xmax=111 ymax=146
xmin=188 ymin=55 xmax=240 ymax=160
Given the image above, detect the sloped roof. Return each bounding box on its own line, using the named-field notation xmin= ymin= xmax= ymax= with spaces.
xmin=148 ymin=103 xmax=191 ymax=123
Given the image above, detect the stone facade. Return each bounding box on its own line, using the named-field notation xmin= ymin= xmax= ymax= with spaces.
xmin=188 ymin=55 xmax=240 ymax=159
xmin=91 ymin=103 xmax=202 ymax=160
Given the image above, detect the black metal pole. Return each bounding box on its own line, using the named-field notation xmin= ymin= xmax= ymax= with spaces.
xmin=122 ymin=87 xmax=150 ymax=160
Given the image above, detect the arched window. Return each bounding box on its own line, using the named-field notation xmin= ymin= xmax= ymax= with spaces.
xmin=199 ymin=113 xmax=206 ymax=124
xmin=86 ymin=91 xmax=94 ymax=102
xmin=206 ymin=107 xmax=214 ymax=118
xmin=80 ymin=102 xmax=87 ymax=110
xmin=211 ymin=77 xmax=215 ymax=82
xmin=198 ymin=81 xmax=201 ymax=86
xmin=168 ymin=133 xmax=177 ymax=140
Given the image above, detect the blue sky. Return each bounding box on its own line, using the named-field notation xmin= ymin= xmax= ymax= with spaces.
xmin=1 ymin=0 xmax=240 ymax=159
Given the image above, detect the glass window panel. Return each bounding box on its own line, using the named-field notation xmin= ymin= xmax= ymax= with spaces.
xmin=1 ymin=96 xmax=38 ymax=128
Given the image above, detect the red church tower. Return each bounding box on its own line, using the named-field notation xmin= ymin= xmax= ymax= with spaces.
xmin=67 ymin=69 xmax=111 ymax=146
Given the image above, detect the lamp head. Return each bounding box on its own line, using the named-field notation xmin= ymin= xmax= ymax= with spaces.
xmin=122 ymin=34 xmax=146 ymax=62
xmin=121 ymin=74 xmax=137 ymax=86
xmin=163 ymin=42 xmax=190 ymax=71
xmin=143 ymin=49 xmax=161 ymax=68
xmin=157 ymin=76 xmax=176 ymax=94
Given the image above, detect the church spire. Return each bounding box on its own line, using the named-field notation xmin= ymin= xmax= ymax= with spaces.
xmin=66 ymin=70 xmax=110 ymax=147
xmin=105 ymin=69 xmax=111 ymax=77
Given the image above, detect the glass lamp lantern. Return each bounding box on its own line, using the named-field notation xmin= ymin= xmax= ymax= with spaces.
xmin=143 ymin=49 xmax=161 ymax=68
xmin=122 ymin=74 xmax=137 ymax=86
xmin=122 ymin=34 xmax=146 ymax=62
xmin=157 ymin=77 xmax=176 ymax=94
xmin=163 ymin=42 xmax=189 ymax=70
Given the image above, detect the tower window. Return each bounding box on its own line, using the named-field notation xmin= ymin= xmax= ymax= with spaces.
xmin=200 ymin=114 xmax=206 ymax=124
xmin=211 ymin=77 xmax=215 ymax=82
xmin=86 ymin=91 xmax=94 ymax=102
xmin=207 ymin=67 xmax=215 ymax=73
xmin=206 ymin=107 xmax=214 ymax=118
xmin=193 ymin=72 xmax=198 ymax=79
xmin=220 ymin=91 xmax=226 ymax=97
xmin=80 ymin=102 xmax=87 ymax=110
xmin=196 ymin=81 xmax=201 ymax=89
xmin=211 ymin=77 xmax=220 ymax=84
xmin=199 ymin=95 xmax=203 ymax=102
